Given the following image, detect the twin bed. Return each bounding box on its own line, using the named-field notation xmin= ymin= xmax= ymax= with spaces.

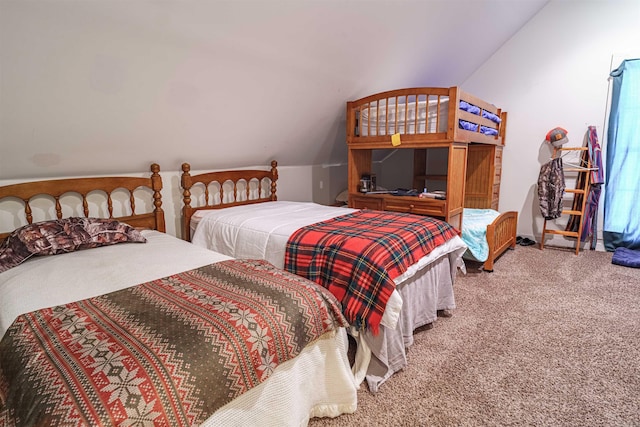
xmin=180 ymin=162 xmax=468 ymax=393
xmin=0 ymin=165 xmax=357 ymax=426
xmin=179 ymin=151 xmax=517 ymax=391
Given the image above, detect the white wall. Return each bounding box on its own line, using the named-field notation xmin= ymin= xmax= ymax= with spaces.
xmin=463 ymin=0 xmax=640 ymax=249
xmin=0 ymin=1 xmax=545 ymax=182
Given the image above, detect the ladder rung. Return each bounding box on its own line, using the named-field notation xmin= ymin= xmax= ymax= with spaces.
xmin=544 ymin=229 xmax=579 ymax=238
xmin=564 ymin=168 xmax=589 ymax=172
xmin=561 ymin=210 xmax=583 ymax=216
xmin=557 ymin=147 xmax=588 ymax=151
xmin=566 ymin=189 xmax=586 ymax=194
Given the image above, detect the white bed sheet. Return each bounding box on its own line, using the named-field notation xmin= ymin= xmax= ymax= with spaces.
xmin=0 ymin=230 xmax=357 ymax=426
xmin=190 ymin=201 xmax=468 ymax=391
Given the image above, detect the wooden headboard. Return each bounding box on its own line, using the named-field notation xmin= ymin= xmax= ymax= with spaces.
xmin=0 ymin=164 xmax=165 ymax=243
xmin=181 ymin=160 xmax=278 ymax=241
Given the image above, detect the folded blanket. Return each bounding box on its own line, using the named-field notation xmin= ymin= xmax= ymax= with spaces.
xmin=612 ymin=247 xmax=640 ymax=268
xmin=459 ymin=100 xmax=501 ymax=125
xmin=481 ymin=125 xmax=499 ymax=136
xmin=458 ymin=120 xmax=499 ymax=136
xmin=482 ymin=110 xmax=502 ymax=124
xmin=459 ymin=120 xmax=478 ymax=132
xmin=459 ymin=100 xmax=481 ymax=115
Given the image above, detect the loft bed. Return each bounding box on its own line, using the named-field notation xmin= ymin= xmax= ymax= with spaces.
xmin=346 ymin=86 xmax=516 ymax=271
xmin=347 ymin=86 xmax=507 ymax=147
xmin=180 ymin=161 xmax=468 ymax=393
xmin=0 ymin=165 xmax=356 ymax=425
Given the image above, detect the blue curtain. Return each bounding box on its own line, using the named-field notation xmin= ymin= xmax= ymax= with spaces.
xmin=604 ymin=59 xmax=640 ymax=251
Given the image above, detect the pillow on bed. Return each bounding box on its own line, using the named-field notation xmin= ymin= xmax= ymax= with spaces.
xmin=0 ymin=217 xmax=146 ymax=273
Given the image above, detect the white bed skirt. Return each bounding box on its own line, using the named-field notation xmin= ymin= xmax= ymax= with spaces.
xmin=354 ymin=251 xmax=456 ymax=393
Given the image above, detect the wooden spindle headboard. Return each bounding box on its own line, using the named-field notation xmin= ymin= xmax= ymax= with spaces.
xmin=0 ymin=164 xmax=165 ymax=243
xmin=181 ymin=160 xmax=278 ymax=241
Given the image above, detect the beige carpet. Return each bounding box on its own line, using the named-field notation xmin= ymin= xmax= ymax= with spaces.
xmin=310 ymin=245 xmax=640 ymax=426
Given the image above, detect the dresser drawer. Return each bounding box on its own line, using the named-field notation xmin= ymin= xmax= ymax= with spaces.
xmin=383 ymin=198 xmax=447 ymax=217
xmin=349 ymin=195 xmax=383 ymax=210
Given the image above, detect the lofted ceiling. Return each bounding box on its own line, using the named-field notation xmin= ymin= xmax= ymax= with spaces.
xmin=0 ymin=0 xmax=549 ymax=179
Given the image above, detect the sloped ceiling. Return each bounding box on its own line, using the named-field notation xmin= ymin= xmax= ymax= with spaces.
xmin=0 ymin=0 xmax=548 ymax=179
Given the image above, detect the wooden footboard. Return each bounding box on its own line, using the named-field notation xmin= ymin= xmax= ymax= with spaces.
xmin=483 ymin=211 xmax=518 ymax=272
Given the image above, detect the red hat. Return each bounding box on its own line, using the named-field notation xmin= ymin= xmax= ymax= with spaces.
xmin=545 ymin=127 xmax=569 ymax=147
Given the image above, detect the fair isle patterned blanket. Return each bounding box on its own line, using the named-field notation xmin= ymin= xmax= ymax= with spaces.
xmin=0 ymin=259 xmax=347 ymax=427
xmin=285 ymin=209 xmax=460 ymax=335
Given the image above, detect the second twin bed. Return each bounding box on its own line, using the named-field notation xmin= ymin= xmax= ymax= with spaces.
xmin=181 ymin=162 xmax=468 ymax=393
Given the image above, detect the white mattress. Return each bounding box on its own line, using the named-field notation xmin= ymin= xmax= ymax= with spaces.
xmin=191 ymin=201 xmax=468 ymax=391
xmin=358 ymin=97 xmax=449 ymax=136
xmin=0 ymin=230 xmax=357 ymax=425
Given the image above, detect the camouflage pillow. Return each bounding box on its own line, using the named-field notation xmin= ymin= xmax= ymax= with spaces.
xmin=0 ymin=217 xmax=146 ymax=273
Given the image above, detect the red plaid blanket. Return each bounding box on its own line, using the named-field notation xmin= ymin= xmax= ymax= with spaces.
xmin=284 ymin=210 xmax=459 ymax=334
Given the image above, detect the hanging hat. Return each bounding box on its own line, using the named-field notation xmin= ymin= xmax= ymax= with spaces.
xmin=545 ymin=127 xmax=569 ymax=147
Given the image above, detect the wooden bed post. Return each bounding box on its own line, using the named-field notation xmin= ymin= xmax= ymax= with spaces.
xmin=447 ymin=86 xmax=460 ymax=140
xmin=181 ymin=162 xmax=193 ymax=240
xmin=150 ymin=163 xmax=166 ymax=233
xmin=499 ymin=111 xmax=508 ymax=146
xmin=346 ymin=101 xmax=355 ymax=142
xmin=270 ymin=160 xmax=278 ymax=201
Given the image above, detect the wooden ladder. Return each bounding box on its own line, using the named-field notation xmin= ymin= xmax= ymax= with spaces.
xmin=540 ymin=146 xmax=592 ymax=255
